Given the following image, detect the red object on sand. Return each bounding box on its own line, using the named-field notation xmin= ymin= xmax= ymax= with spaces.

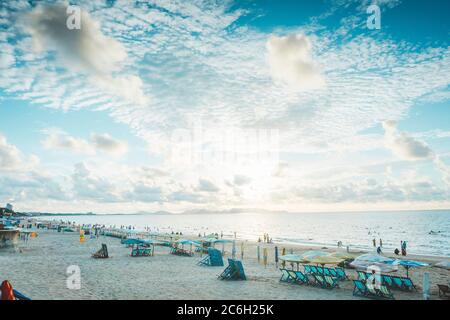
xmin=1 ymin=280 xmax=16 ymax=300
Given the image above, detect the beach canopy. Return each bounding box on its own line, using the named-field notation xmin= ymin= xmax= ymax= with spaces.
xmin=176 ymin=239 xmax=202 ymax=247
xmin=121 ymin=238 xmax=146 ymax=246
xmin=393 ymin=259 xmax=429 ymax=277
xmin=279 ymin=254 xmax=304 ymax=263
xmin=142 ymin=239 xmax=170 ymax=246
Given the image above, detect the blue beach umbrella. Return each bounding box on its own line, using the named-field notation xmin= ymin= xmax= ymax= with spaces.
xmin=393 ymin=259 xmax=429 ymax=277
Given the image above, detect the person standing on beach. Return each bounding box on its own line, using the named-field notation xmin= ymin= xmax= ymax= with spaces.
xmin=372 ymin=238 xmax=376 ymax=247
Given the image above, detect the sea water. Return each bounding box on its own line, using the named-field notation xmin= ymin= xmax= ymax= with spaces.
xmin=39 ymin=210 xmax=450 ymax=257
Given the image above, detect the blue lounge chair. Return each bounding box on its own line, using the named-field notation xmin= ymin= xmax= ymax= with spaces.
xmin=310 ymin=266 xmax=319 ymax=274
xmin=401 ymin=277 xmax=417 ymax=291
xmin=197 ymin=248 xmax=224 ymax=266
xmin=324 ymin=276 xmax=339 ymax=289
xmin=304 ymin=265 xmax=313 ymax=274
xmin=353 ymin=280 xmax=371 ymax=298
xmin=323 ymin=267 xmax=331 ymax=276
xmin=317 ymin=266 xmax=324 ymax=274
xmin=391 ymin=276 xmax=404 ymax=290
xmin=335 ymin=267 xmax=348 ymax=280
xmin=382 ymin=274 xmax=394 ymax=287
xmin=328 ymin=268 xmax=338 ymax=278
xmin=218 ymin=259 xmax=246 ymax=281
xmin=294 ymin=271 xmax=310 ymax=285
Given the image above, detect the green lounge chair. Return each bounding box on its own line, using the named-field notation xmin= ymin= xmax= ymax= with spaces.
xmin=335 ymin=267 xmax=348 ymax=280
xmin=324 ymin=275 xmax=339 ymax=289
xmin=279 ymin=269 xmax=291 ymax=283
xmin=310 ymin=266 xmax=319 ymax=274
xmin=357 ymin=271 xmax=367 ymax=281
xmin=437 ymin=284 xmax=450 ymax=299
xmin=378 ymin=285 xmax=395 ymax=300
xmin=294 ymin=271 xmax=310 ymax=285
xmin=287 ymin=270 xmax=298 ymax=282
xmin=323 ymin=267 xmax=331 ymax=276
xmin=312 ymin=274 xmax=327 ymax=288
xmin=317 ymin=266 xmax=324 ymax=274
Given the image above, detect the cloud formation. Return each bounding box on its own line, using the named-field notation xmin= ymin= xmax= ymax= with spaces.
xmin=266 ymin=33 xmax=325 ymax=91
xmin=42 ymin=130 xmax=128 ymax=156
xmin=23 ymin=2 xmax=147 ymax=105
xmin=382 ymin=121 xmax=434 ymax=160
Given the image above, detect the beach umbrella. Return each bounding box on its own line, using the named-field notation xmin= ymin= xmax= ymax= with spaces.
xmin=329 ymin=252 xmax=356 ymax=260
xmin=176 ymin=239 xmax=202 ymax=246
xmin=393 ymin=259 xmax=429 ymax=278
xmin=350 ymin=254 xmax=398 ymax=272
xmin=300 ymin=250 xmax=329 ymax=261
xmin=121 ymin=238 xmax=146 ymax=246
xmin=279 ymin=254 xmax=305 ymax=263
xmin=308 ymin=255 xmax=345 ymax=266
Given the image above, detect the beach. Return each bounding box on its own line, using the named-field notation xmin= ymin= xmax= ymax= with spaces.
xmin=1 ymin=228 xmax=448 ymax=300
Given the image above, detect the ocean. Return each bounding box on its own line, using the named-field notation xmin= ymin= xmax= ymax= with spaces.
xmin=39 ymin=210 xmax=450 ymax=257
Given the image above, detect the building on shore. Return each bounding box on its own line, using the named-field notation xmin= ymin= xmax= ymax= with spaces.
xmin=0 ymin=204 xmax=15 ymax=217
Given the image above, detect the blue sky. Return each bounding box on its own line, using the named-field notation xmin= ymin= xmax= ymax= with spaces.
xmin=0 ymin=0 xmax=449 ymax=213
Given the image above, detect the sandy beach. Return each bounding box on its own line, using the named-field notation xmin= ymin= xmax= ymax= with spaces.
xmin=1 ymin=228 xmax=448 ymax=300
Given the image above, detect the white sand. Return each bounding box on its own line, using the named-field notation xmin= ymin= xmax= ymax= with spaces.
xmin=0 ymin=230 xmax=448 ymax=300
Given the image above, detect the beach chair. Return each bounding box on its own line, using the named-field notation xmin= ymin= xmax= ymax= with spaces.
xmin=357 ymin=271 xmax=367 ymax=281
xmin=391 ymin=276 xmax=404 ymax=290
xmin=91 ymin=244 xmax=109 ymax=259
xmin=382 ymin=274 xmax=394 ymax=287
xmin=171 ymin=247 xmax=193 ymax=257
xmin=437 ymin=284 xmax=450 ymax=299
xmin=335 ymin=267 xmax=348 ymax=280
xmin=197 ymin=248 xmax=224 ymax=267
xmin=310 ymin=265 xmax=319 ymax=274
xmin=328 ymin=268 xmax=339 ymax=278
xmin=378 ymin=285 xmax=395 ymax=300
xmin=324 ymin=276 xmax=339 ymax=289
xmin=304 ymin=265 xmax=313 ymax=274
xmin=401 ymin=277 xmax=417 ymax=291
xmin=279 ymin=269 xmax=291 ymax=283
xmin=294 ymin=271 xmax=310 ymax=285
xmin=218 ymin=259 xmax=246 ymax=281
xmin=353 ymin=280 xmax=371 ymax=298
xmin=131 ymin=246 xmax=151 ymax=257
xmin=317 ymin=266 xmax=324 ymax=274
xmin=312 ymin=275 xmax=327 ymax=288
xmin=323 ymin=267 xmax=331 ymax=276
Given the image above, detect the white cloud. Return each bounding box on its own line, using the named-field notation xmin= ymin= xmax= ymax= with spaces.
xmin=42 ymin=130 xmax=128 ymax=156
xmin=0 ymin=134 xmax=38 ymax=171
xmin=22 ymin=2 xmax=148 ymax=105
xmin=197 ymin=178 xmax=220 ymax=193
xmin=382 ymin=121 xmax=434 ymax=161
xmin=266 ymin=33 xmax=325 ymax=91
xmin=90 ymin=133 xmax=128 ymax=156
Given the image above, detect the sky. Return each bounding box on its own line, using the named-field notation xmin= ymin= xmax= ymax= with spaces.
xmin=0 ymin=0 xmax=449 ymax=214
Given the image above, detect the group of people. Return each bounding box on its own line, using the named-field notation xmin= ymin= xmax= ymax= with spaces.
xmin=258 ymin=233 xmax=272 ymax=243
xmin=394 ymin=240 xmax=407 ymax=256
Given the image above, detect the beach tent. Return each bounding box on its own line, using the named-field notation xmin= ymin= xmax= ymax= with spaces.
xmin=393 ymin=259 xmax=429 ymax=278
xmin=175 ymin=239 xmax=202 ymax=254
